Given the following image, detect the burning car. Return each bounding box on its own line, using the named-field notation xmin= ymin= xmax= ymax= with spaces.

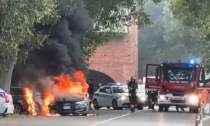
xmin=49 ymin=94 xmax=89 ymax=116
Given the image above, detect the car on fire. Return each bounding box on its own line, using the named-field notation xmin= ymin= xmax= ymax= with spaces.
xmin=49 ymin=94 xmax=89 ymax=116
xmin=92 ymin=83 xmax=146 ymax=110
xmin=10 ymin=87 xmax=41 ymax=114
xmin=0 ymin=88 xmax=14 ymax=117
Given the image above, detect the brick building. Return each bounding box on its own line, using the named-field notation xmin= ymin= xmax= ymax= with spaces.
xmin=88 ymin=24 xmax=138 ymax=84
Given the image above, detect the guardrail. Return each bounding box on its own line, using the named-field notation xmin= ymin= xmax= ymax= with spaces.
xmin=196 ymin=104 xmax=210 ymax=126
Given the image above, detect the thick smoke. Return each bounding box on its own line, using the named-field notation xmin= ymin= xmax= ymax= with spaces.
xmin=16 ymin=0 xmax=92 ymax=92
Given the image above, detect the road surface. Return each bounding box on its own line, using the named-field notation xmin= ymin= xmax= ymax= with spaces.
xmin=0 ymin=107 xmax=196 ymax=126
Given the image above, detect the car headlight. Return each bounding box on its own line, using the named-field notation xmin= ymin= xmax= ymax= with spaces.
xmin=120 ymin=96 xmax=126 ymax=101
xmin=76 ymin=101 xmax=86 ymax=105
xmin=159 ymin=95 xmax=165 ymax=101
xmin=189 ymin=95 xmax=199 ymax=104
xmin=140 ymin=96 xmax=146 ymax=102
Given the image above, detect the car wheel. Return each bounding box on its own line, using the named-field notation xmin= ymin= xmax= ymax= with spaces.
xmin=14 ymin=103 xmax=22 ymax=114
xmin=137 ymin=104 xmax=143 ymax=110
xmin=93 ymin=99 xmax=100 ymax=110
xmin=60 ymin=113 xmax=68 ymax=116
xmin=112 ymin=100 xmax=119 ymax=110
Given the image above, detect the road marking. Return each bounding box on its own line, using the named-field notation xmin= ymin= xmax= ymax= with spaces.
xmin=89 ymin=111 xmax=140 ymax=126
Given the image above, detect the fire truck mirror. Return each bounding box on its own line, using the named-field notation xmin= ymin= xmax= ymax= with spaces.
xmin=155 ymin=67 xmax=160 ymax=82
xmin=201 ymin=69 xmax=205 ymax=82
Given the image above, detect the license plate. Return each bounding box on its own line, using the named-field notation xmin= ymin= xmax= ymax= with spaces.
xmin=63 ymin=106 xmax=71 ymax=109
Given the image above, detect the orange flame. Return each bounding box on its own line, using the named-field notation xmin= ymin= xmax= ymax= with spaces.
xmin=23 ymin=71 xmax=89 ymax=116
xmin=23 ymin=88 xmax=37 ymax=116
xmin=42 ymin=92 xmax=55 ymax=116
xmin=54 ymin=71 xmax=89 ymax=95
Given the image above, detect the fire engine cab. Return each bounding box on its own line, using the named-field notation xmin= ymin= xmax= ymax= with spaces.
xmin=145 ymin=59 xmax=208 ymax=113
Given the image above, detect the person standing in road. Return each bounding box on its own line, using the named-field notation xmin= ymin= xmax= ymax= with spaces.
xmin=87 ymin=79 xmax=94 ymax=110
xmin=128 ymin=76 xmax=138 ymax=112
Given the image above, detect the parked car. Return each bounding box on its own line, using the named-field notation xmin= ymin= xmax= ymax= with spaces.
xmin=10 ymin=87 xmax=41 ymax=114
xmin=92 ymin=83 xmax=144 ymax=110
xmin=49 ymin=94 xmax=89 ymax=116
xmin=0 ymin=88 xmax=14 ymax=116
xmin=137 ymin=85 xmax=148 ymax=107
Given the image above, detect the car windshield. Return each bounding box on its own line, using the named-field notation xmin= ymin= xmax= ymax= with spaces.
xmin=163 ymin=67 xmax=195 ymax=82
xmin=112 ymin=87 xmax=127 ymax=93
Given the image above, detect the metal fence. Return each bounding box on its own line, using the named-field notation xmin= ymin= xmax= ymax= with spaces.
xmin=196 ymin=104 xmax=210 ymax=126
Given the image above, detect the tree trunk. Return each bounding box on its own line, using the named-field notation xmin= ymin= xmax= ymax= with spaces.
xmin=0 ymin=51 xmax=18 ymax=93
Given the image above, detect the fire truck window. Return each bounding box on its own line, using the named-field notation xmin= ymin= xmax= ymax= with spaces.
xmin=163 ymin=67 xmax=195 ymax=82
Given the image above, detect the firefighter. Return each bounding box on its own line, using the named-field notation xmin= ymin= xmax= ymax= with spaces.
xmin=128 ymin=76 xmax=138 ymax=112
xmin=87 ymin=79 xmax=94 ymax=110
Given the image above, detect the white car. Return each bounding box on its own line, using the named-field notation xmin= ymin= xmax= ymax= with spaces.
xmin=92 ymin=83 xmax=145 ymax=110
xmin=0 ymin=88 xmax=14 ymax=116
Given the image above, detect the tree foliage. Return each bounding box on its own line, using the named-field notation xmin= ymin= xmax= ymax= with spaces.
xmin=0 ymin=0 xmax=58 ymax=69
xmin=170 ymin=0 xmax=210 ymax=68
xmin=139 ymin=0 xmax=202 ymax=77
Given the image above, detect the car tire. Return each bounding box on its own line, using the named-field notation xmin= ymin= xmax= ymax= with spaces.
xmin=137 ymin=104 xmax=143 ymax=110
xmin=60 ymin=113 xmax=68 ymax=116
xmin=14 ymin=103 xmax=22 ymax=114
xmin=93 ymin=99 xmax=100 ymax=110
xmin=112 ymin=100 xmax=119 ymax=110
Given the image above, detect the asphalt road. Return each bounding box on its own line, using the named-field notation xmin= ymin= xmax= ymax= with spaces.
xmin=0 ymin=107 xmax=196 ymax=126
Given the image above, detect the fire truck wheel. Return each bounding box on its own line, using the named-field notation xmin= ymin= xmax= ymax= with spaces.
xmin=190 ymin=107 xmax=198 ymax=113
xmin=159 ymin=106 xmax=164 ymax=112
xmin=164 ymin=107 xmax=169 ymax=112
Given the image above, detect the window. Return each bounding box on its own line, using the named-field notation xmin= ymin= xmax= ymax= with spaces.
xmin=163 ymin=67 xmax=195 ymax=82
xmin=99 ymin=87 xmax=106 ymax=93
xmin=104 ymin=87 xmax=112 ymax=94
xmin=10 ymin=88 xmax=23 ymax=95
xmin=112 ymin=87 xmax=126 ymax=93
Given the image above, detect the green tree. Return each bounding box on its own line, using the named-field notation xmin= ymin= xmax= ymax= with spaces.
xmin=170 ymin=0 xmax=210 ymax=67
xmin=0 ymin=0 xmax=58 ymax=92
xmin=139 ymin=0 xmax=203 ymax=78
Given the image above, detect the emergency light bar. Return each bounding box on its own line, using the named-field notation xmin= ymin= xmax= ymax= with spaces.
xmin=108 ymin=82 xmax=123 ymax=86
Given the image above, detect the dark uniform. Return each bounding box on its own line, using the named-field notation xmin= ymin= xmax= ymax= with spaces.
xmin=87 ymin=79 xmax=94 ymax=109
xmin=128 ymin=77 xmax=138 ymax=112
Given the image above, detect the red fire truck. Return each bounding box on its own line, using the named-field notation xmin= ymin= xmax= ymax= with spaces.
xmin=145 ymin=59 xmax=208 ymax=113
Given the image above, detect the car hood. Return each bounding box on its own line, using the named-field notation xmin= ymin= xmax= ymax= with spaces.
xmin=114 ymin=93 xmax=129 ymax=97
xmin=55 ymin=95 xmax=85 ymax=102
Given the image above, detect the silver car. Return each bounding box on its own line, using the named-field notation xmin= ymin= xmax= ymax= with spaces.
xmin=92 ymin=83 xmax=145 ymax=110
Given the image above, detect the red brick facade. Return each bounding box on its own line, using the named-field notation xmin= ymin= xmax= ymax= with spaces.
xmin=88 ymin=25 xmax=138 ymax=84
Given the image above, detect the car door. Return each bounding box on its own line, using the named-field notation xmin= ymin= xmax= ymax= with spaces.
xmin=103 ymin=87 xmax=113 ymax=106
xmin=95 ymin=87 xmax=106 ymax=106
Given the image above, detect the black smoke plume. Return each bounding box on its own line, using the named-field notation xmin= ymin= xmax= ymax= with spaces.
xmin=14 ymin=0 xmax=93 ymax=90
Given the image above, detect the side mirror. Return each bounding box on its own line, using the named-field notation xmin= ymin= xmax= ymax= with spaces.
xmin=155 ymin=67 xmax=160 ymax=81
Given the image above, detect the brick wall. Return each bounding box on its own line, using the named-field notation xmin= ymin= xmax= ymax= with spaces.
xmin=88 ymin=24 xmax=138 ymax=84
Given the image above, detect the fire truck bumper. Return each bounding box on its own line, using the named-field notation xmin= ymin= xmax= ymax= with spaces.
xmin=157 ymin=94 xmax=199 ymax=107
